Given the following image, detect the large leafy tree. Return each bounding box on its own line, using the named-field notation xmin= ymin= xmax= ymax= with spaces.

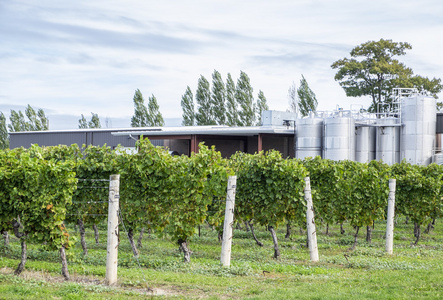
xmin=255 ymin=90 xmax=269 ymax=125
xmin=225 ymin=73 xmax=238 ymax=126
xmin=131 ymin=89 xmax=149 ymax=127
xmin=147 ymin=94 xmax=164 ymax=126
xmin=181 ymin=86 xmax=195 ymax=126
xmin=297 ymin=75 xmax=318 ymax=117
xmin=331 ymin=39 xmax=442 ymax=113
xmin=0 ymin=112 xmax=9 ymax=149
xmin=211 ymin=70 xmax=226 ymax=125
xmin=236 ymin=71 xmax=255 ymax=126
xmin=195 ymin=75 xmax=215 ymax=125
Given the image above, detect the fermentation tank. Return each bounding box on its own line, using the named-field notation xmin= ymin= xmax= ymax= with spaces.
xmin=376 ymin=117 xmax=400 ymax=165
xmin=400 ymin=94 xmax=436 ymax=165
xmin=323 ymin=110 xmax=355 ymax=161
xmin=296 ymin=112 xmax=323 ymax=159
xmin=355 ymin=122 xmax=376 ymax=163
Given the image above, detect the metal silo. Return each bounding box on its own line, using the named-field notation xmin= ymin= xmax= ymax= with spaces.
xmin=376 ymin=118 xmax=400 ymax=165
xmin=296 ymin=112 xmax=323 ymax=159
xmin=401 ymin=94 xmax=436 ymax=165
xmin=323 ymin=109 xmax=355 ymax=161
xmin=355 ymin=122 xmax=376 ymax=163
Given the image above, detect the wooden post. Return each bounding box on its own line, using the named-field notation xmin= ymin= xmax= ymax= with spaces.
xmin=105 ymin=174 xmax=120 ymax=285
xmin=220 ymin=176 xmax=237 ymax=267
xmin=305 ymin=177 xmax=319 ymax=262
xmin=385 ymin=179 xmax=396 ymax=255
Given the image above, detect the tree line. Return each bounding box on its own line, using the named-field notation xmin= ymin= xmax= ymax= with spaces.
xmin=181 ymin=70 xmax=269 ymax=126
xmin=1 ymin=38 xmax=441 ymax=149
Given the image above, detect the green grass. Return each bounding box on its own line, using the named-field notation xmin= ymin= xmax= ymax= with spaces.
xmin=1 ymin=218 xmax=442 ymax=299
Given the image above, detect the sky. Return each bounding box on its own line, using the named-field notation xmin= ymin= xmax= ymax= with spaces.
xmin=1 ymin=0 xmax=443 ymax=130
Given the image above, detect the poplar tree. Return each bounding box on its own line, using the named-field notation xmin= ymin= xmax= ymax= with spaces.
xmin=147 ymin=94 xmax=164 ymax=126
xmin=211 ymin=70 xmax=226 ymax=125
xmin=256 ymin=90 xmax=269 ymax=125
xmin=181 ymin=86 xmax=195 ymax=126
xmin=195 ymin=75 xmax=215 ymax=125
xmin=79 ymin=113 xmax=101 ymax=128
xmin=131 ymin=89 xmax=149 ymax=127
xmin=0 ymin=112 xmax=9 ymax=149
xmin=297 ymin=75 xmax=318 ymax=117
xmin=236 ymin=71 xmax=255 ymax=126
xmin=8 ymin=110 xmax=26 ymax=132
xmin=225 ymin=73 xmax=238 ymax=126
xmin=78 ymin=115 xmax=88 ymax=128
xmin=8 ymin=105 xmax=48 ymax=132
xmin=88 ymin=113 xmax=102 ymax=128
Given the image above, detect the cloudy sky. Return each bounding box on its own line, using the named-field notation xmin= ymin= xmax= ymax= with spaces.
xmin=1 ymin=0 xmax=442 ymax=130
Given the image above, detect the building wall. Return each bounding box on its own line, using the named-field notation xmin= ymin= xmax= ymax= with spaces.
xmin=10 ymin=130 xmax=161 ymax=149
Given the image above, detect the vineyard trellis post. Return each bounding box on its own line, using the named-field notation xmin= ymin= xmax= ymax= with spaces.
xmin=220 ymin=175 xmax=237 ymax=267
xmin=305 ymin=176 xmax=319 ymax=262
xmin=105 ymin=174 xmax=120 ymax=285
xmin=385 ymin=179 xmax=396 ymax=254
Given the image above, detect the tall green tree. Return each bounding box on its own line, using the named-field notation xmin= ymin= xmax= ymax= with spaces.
xmin=255 ymin=90 xmax=269 ymax=125
xmin=225 ymin=73 xmax=238 ymax=126
xmin=78 ymin=115 xmax=88 ymax=129
xmin=0 ymin=112 xmax=9 ymax=149
xmin=9 ymin=105 xmax=48 ymax=132
xmin=331 ymin=39 xmax=442 ymax=113
xmin=147 ymin=94 xmax=164 ymax=126
xmin=8 ymin=110 xmax=26 ymax=132
xmin=297 ymin=75 xmax=318 ymax=117
xmin=195 ymin=75 xmax=215 ymax=125
xmin=79 ymin=113 xmax=101 ymax=128
xmin=211 ymin=70 xmax=226 ymax=125
xmin=131 ymin=89 xmax=149 ymax=127
xmin=89 ymin=113 xmax=101 ymax=128
xmin=236 ymin=71 xmax=255 ymax=126
xmin=181 ymin=86 xmax=195 ymax=126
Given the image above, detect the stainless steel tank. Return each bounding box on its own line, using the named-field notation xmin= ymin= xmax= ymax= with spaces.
xmin=355 ymin=122 xmax=376 ymax=163
xmin=323 ymin=110 xmax=355 ymax=161
xmin=376 ymin=117 xmax=400 ymax=165
xmin=401 ymin=94 xmax=436 ymax=165
xmin=296 ymin=112 xmax=323 ymax=159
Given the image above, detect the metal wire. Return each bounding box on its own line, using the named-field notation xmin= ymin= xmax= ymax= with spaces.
xmin=77 ymin=179 xmax=110 ymax=182
xmin=76 ymin=186 xmax=109 ymax=189
xmin=71 ymin=201 xmax=109 ymax=204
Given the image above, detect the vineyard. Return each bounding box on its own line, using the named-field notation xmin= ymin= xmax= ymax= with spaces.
xmin=0 ymin=139 xmax=442 ymax=299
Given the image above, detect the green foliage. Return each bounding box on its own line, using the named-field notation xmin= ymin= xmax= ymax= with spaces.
xmin=391 ymin=161 xmax=443 ymax=225
xmin=331 ymin=39 xmax=442 ymax=113
xmin=181 ymin=86 xmax=195 ymax=126
xmin=130 ymin=89 xmax=149 ymax=127
xmin=232 ymin=150 xmax=307 ymax=228
xmin=0 ymin=112 xmax=9 ymax=149
xmin=0 ymin=145 xmax=77 ymax=250
xmin=236 ymin=71 xmax=255 ymax=126
xmin=303 ymin=157 xmax=390 ymax=227
xmin=78 ymin=113 xmax=101 ymax=129
xmin=195 ymin=75 xmax=215 ymax=125
xmin=8 ymin=105 xmax=48 ymax=132
xmin=255 ymin=90 xmax=269 ymax=126
xmin=225 ymin=73 xmax=238 ymax=126
xmin=211 ymin=70 xmax=226 ymax=125
xmin=146 ymin=94 xmax=164 ymax=126
xmin=297 ymin=75 xmax=318 ymax=117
